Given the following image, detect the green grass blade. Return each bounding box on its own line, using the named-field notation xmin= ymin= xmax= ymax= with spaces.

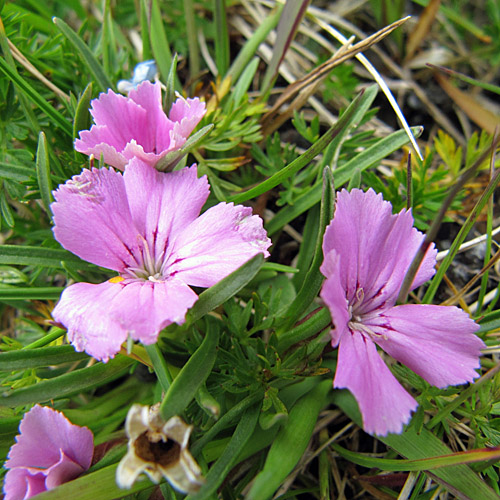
xmin=187 ymin=403 xmax=261 ymax=500
xmin=0 ymin=346 xmax=88 ymax=371
xmin=265 ymin=126 xmax=423 ymax=235
xmin=214 ymin=0 xmax=229 ymax=77
xmin=0 ymin=245 xmax=89 ymax=268
xmin=148 ymin=0 xmax=173 ymax=83
xmin=34 ymin=464 xmax=153 ymax=500
xmin=247 ymin=380 xmax=331 ymax=500
xmin=333 ymin=390 xmax=500 ymax=500
xmin=229 ymin=89 xmax=367 ymax=204
xmin=53 ymin=17 xmax=113 ymax=92
xmin=0 ymin=287 xmax=64 ymax=300
xmin=36 ymin=132 xmax=53 ymax=216
xmin=1 ymin=355 xmax=134 ymax=406
xmin=0 ymin=56 xmax=71 ymax=136
xmin=0 ymin=163 xmax=33 ymax=182
xmin=226 ymin=5 xmax=282 ymax=83
xmin=277 ymin=167 xmax=334 ymax=332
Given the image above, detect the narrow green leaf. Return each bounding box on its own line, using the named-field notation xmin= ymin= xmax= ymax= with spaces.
xmin=265 ymin=126 xmax=423 ymax=235
xmin=277 ymin=307 xmax=332 ymax=352
xmin=53 ymin=17 xmax=113 ymax=92
xmin=231 ymin=57 xmax=259 ymax=107
xmin=148 ymin=0 xmax=173 ymax=83
xmin=185 ymin=254 xmax=263 ymax=325
xmin=247 ymin=380 xmax=331 ymax=500
xmin=0 ymin=162 xmax=33 ymax=182
xmin=187 ymin=403 xmax=261 ymax=500
xmin=277 ymin=167 xmax=334 ymax=332
xmin=144 ymin=343 xmax=173 ymax=393
xmin=0 ymin=346 xmax=87 ymax=371
xmin=160 ymin=321 xmax=219 ymax=420
xmin=164 ymin=54 xmax=178 ymax=113
xmin=0 ymin=57 xmax=72 ymax=136
xmin=0 ymin=191 xmax=14 ymax=228
xmin=34 ymin=463 xmax=153 ymax=500
xmin=214 ymin=0 xmax=229 ymax=77
xmin=333 ymin=390 xmax=500 ymax=500
xmin=0 ymin=286 xmax=63 ymax=300
xmin=227 ymin=6 xmax=282 ymax=83
xmin=229 ymin=89 xmax=367 ymax=204
xmin=73 ymin=82 xmax=93 ymax=140
xmin=0 ymin=355 xmax=134 ymax=406
xmin=0 ymin=245 xmax=89 ymax=268
xmin=36 ymin=132 xmax=53 ymax=215
xmin=331 ymin=443 xmax=500 ymax=472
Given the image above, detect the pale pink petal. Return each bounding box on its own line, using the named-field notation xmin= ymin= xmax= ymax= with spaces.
xmin=319 ymin=250 xmax=350 ymax=347
xmin=123 ymin=160 xmax=209 ymax=260
xmin=109 ymin=279 xmax=198 ymax=345
xmin=166 ymin=203 xmax=271 ymax=287
xmin=161 ymin=97 xmax=206 ymax=152
xmin=51 ymin=167 xmax=140 ymax=272
xmin=6 ymin=406 xmax=93 ymax=470
xmin=128 ymin=81 xmax=176 ymax=153
xmin=3 ymin=468 xmax=45 ymax=500
xmin=334 ymin=330 xmax=418 ymax=436
xmin=75 ymin=129 xmax=128 ymax=170
xmin=44 ymin=451 xmax=86 ymax=489
xmin=368 ymin=305 xmax=484 ymax=388
xmin=87 ymin=88 xmax=152 ymax=152
xmin=75 ymin=83 xmax=205 ymax=170
xmin=3 ymin=406 xmax=93 ymax=500
xmin=52 ymin=281 xmax=129 ymax=362
xmin=322 ymin=189 xmax=436 ymax=314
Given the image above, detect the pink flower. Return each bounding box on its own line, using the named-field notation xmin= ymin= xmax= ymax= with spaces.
xmin=3 ymin=405 xmax=93 ymax=500
xmin=51 ymin=161 xmax=271 ymax=362
xmin=320 ymin=189 xmax=484 ymax=436
xmin=74 ymin=81 xmax=206 ymax=170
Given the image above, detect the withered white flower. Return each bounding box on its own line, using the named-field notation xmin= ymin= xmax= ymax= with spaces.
xmin=116 ymin=404 xmax=205 ymax=493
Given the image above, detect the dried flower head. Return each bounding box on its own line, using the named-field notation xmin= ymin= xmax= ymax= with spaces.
xmin=116 ymin=404 xmax=204 ymax=494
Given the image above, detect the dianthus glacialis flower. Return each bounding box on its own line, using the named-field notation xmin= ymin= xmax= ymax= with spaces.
xmin=74 ymin=81 xmax=206 ymax=170
xmin=116 ymin=404 xmax=204 ymax=493
xmin=3 ymin=405 xmax=93 ymax=500
xmin=320 ymin=189 xmax=484 ymax=436
xmin=51 ymin=160 xmax=271 ymax=362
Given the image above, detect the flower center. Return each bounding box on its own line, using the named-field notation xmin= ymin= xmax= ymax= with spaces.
xmin=122 ymin=236 xmax=168 ymax=282
xmin=347 ymin=287 xmax=385 ymax=340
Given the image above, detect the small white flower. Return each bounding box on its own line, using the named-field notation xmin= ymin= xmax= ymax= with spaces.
xmin=116 ymin=404 xmax=204 ymax=494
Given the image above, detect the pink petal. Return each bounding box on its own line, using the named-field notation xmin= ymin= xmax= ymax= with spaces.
xmin=52 ymin=281 xmax=129 ymax=362
xmin=319 ymin=250 xmax=350 ymax=347
xmin=6 ymin=406 xmax=93 ymax=470
xmin=74 ymin=129 xmax=128 ymax=170
xmin=3 ymin=468 xmax=46 ymax=500
xmin=44 ymin=451 xmax=87 ymax=489
xmin=368 ymin=304 xmax=484 ymax=388
xmin=107 ymin=279 xmax=198 ymax=345
xmin=128 ymin=81 xmax=176 ymax=154
xmin=161 ymin=97 xmax=206 ymax=152
xmin=51 ymin=167 xmax=141 ymax=273
xmin=123 ymin=161 xmax=209 ymax=261
xmin=53 ymin=279 xmax=199 ymax=361
xmin=78 ymin=88 xmax=152 ymax=157
xmin=166 ymin=203 xmax=271 ymax=287
xmin=322 ymin=189 xmax=437 ymax=313
xmin=335 ymin=330 xmax=418 ymax=435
